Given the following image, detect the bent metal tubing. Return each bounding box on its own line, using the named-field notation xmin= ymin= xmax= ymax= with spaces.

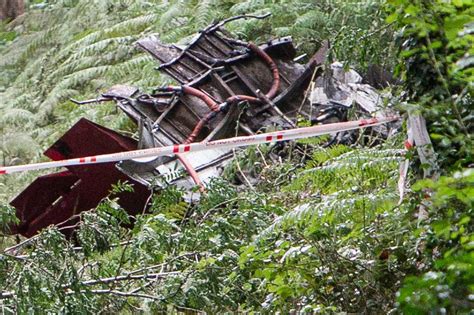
xmin=176 ymin=153 xmax=205 ymax=192
xmin=160 ymin=41 xmax=281 ymax=143
xmin=157 ymin=41 xmax=281 ymax=187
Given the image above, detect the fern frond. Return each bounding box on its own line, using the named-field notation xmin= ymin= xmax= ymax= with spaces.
xmin=0 ymin=92 xmax=38 ymax=113
xmin=39 ymin=87 xmax=81 ymax=117
xmin=293 ymin=10 xmax=329 ymax=30
xmin=193 ymin=0 xmax=218 ymax=29
xmin=158 ymin=2 xmax=188 ymax=33
xmin=104 ymin=13 xmax=158 ymax=36
xmin=328 ymin=148 xmax=405 ymax=162
xmin=106 ymin=54 xmax=154 ymax=79
xmin=0 ymin=34 xmax=37 ymax=67
xmin=257 ymin=188 xmax=398 ymax=241
xmin=1 ymin=132 xmax=40 ymax=158
xmin=67 ymin=36 xmax=136 ymax=62
xmin=0 ymin=108 xmax=35 ymax=125
xmin=302 ymin=156 xmax=403 ymax=174
xmin=229 ymin=0 xmax=265 ymax=15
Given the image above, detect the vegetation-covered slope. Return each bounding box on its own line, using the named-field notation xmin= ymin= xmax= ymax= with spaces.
xmin=0 ymin=0 xmax=392 ymax=203
xmin=0 ymin=0 xmax=472 ymax=313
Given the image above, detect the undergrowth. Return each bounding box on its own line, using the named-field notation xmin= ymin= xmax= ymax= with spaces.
xmin=0 ymin=136 xmax=416 ymax=313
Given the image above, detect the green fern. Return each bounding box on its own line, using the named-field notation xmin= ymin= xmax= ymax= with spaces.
xmin=257 ymin=143 xmax=405 ymax=240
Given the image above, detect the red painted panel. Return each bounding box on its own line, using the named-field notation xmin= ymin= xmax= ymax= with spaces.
xmin=9 ymin=171 xmax=79 ymax=235
xmin=9 ymin=118 xmax=150 ymax=237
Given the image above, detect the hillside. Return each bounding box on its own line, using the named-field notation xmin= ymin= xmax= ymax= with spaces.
xmin=0 ymin=0 xmax=472 ymax=313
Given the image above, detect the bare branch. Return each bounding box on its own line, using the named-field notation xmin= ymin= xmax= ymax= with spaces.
xmin=1 ymin=271 xmax=180 ymax=300
xmin=79 ymin=272 xmax=179 ymax=287
xmin=76 ymin=289 xmax=160 ymax=300
xmin=0 ymin=291 xmax=14 ymax=299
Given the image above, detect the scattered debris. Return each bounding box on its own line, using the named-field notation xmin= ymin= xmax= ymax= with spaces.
xmin=9 ymin=15 xmax=396 ymax=237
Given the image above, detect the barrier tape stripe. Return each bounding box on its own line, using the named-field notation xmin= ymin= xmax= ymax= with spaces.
xmin=0 ymin=116 xmax=399 ymax=175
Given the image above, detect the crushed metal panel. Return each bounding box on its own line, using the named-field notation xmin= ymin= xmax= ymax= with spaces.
xmin=118 ymin=25 xmax=328 ymax=189
xmin=10 ymin=118 xmax=151 ymax=237
xmin=136 ymin=31 xmax=324 ymax=137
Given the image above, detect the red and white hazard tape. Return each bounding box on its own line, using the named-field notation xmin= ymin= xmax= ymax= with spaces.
xmin=0 ymin=116 xmax=399 ymax=175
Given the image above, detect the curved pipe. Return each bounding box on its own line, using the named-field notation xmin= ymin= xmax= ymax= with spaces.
xmin=226 ymin=94 xmax=260 ymax=104
xmin=184 ymin=111 xmax=216 ymax=144
xmin=169 ymin=41 xmax=282 ymax=155
xmin=161 ymin=85 xmax=219 ymax=112
xmin=156 ymin=40 xmax=281 ymax=189
xmin=161 ymin=42 xmax=280 ymax=108
xmin=182 ymin=86 xmax=220 ymax=112
xmin=176 ymin=154 xmax=205 ymax=192
xmin=247 ymin=42 xmax=280 ymax=100
xmin=161 ymin=42 xmax=280 ymax=111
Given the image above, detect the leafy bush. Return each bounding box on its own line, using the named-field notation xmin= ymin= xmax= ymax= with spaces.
xmin=397 ymin=169 xmax=474 ymax=313
xmin=387 ymin=0 xmax=473 ymax=170
xmin=386 ymin=0 xmax=473 ymax=312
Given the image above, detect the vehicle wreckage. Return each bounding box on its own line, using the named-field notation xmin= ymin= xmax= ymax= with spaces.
xmin=8 ymin=15 xmax=394 ymax=237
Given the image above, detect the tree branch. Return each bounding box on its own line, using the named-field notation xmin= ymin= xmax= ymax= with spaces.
xmin=79 ymin=271 xmax=179 ymax=287
xmin=0 ymin=271 xmax=180 ymax=300
xmin=81 ymin=289 xmax=160 ymax=300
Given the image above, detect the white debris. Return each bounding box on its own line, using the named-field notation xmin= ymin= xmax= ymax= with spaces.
xmin=310 ymin=62 xmax=387 ymax=115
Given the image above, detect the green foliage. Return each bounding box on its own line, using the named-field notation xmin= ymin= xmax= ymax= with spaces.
xmin=150 ymin=185 xmax=188 ymax=220
xmin=0 ymin=139 xmax=415 ymax=313
xmin=226 ymin=0 xmax=393 ymax=69
xmin=397 ymin=169 xmax=474 ymax=313
xmin=0 ymin=26 xmax=16 ymax=46
xmin=387 ymin=0 xmax=473 ymax=170
xmin=386 ymin=1 xmax=474 ymax=312
xmin=222 ymin=144 xmax=271 ymax=184
xmin=237 ymin=143 xmax=411 ymax=313
xmin=0 ymin=205 xmax=18 ymax=234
